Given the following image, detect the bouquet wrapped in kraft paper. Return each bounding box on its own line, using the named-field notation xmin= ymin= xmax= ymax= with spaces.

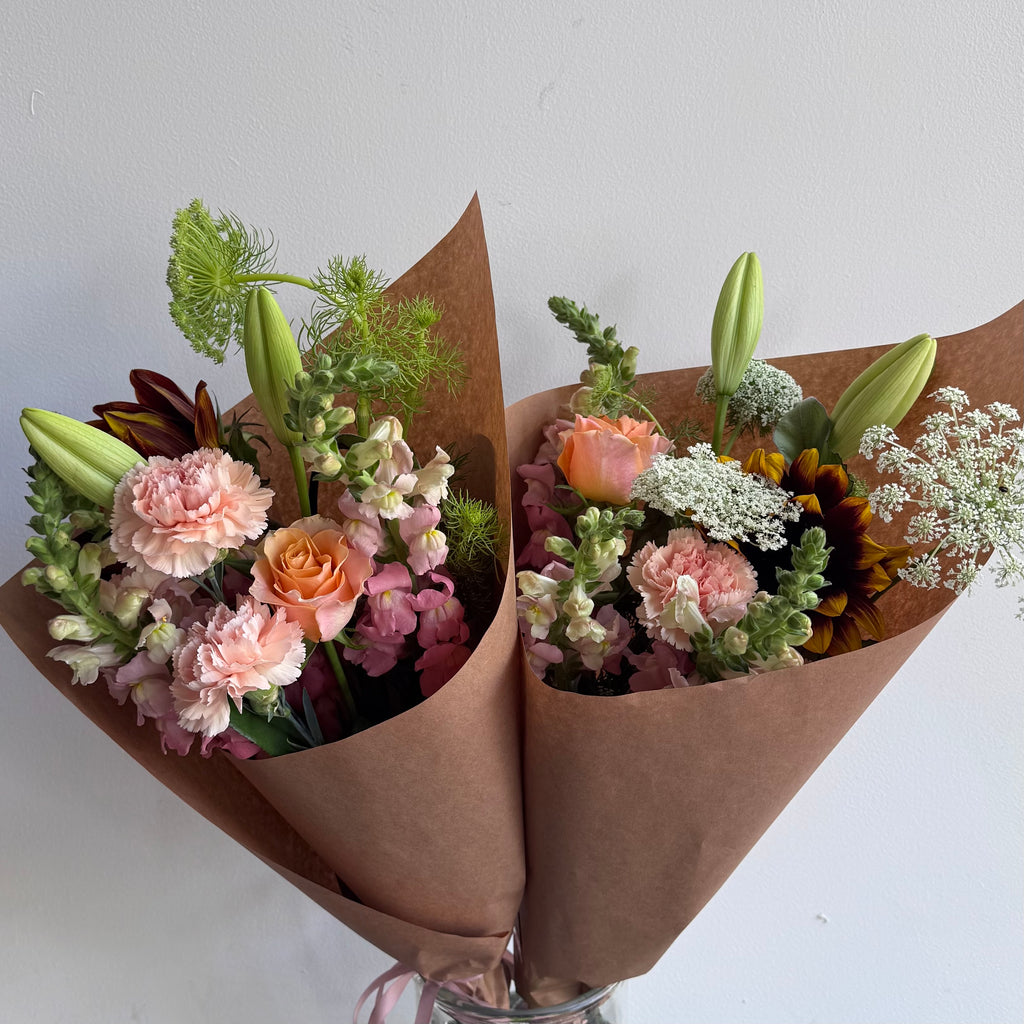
xmin=0 ymin=196 xmax=522 ymax=998
xmin=508 ymin=301 xmax=1023 ymax=1004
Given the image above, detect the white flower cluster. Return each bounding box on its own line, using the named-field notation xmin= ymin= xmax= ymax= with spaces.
xmin=696 ymin=359 xmax=803 ymax=434
xmin=630 ymin=445 xmax=802 ymax=550
xmin=860 ymin=390 xmax=1024 ymax=615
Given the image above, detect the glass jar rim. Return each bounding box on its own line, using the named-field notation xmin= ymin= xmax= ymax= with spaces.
xmin=434 ymin=982 xmax=618 ymax=1020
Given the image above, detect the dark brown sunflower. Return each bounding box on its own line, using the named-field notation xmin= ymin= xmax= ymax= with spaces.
xmin=91 ymin=369 xmax=220 ymax=459
xmin=742 ymin=447 xmax=911 ymax=656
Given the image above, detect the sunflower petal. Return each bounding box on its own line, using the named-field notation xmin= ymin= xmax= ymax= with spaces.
xmin=788 ymin=448 xmax=820 ymax=493
xmin=802 ymin=613 xmax=833 ymax=655
xmin=814 ymin=462 xmax=849 ymax=508
xmin=847 ymin=595 xmax=887 ymax=641
xmin=828 ymin=496 xmax=873 ymax=537
xmin=815 ymin=589 xmax=849 ymax=618
xmin=742 ymin=448 xmax=785 ymax=484
xmin=827 ymin=615 xmax=864 ymax=655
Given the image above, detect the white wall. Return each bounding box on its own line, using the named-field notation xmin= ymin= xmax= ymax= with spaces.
xmin=1 ymin=2 xmax=1021 ymax=1021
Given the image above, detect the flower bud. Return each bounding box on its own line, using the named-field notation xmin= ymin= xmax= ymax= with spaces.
xmin=243 ymin=287 xmax=304 ymax=447
xmin=20 ymin=408 xmax=141 ymax=508
xmin=366 ymin=416 xmax=404 ymax=444
xmin=544 ymin=536 xmax=577 ymax=561
xmin=77 ymin=543 xmax=107 ymax=582
xmin=569 ymin=386 xmax=596 ymax=415
xmin=828 ymin=333 xmax=936 ymax=461
xmin=620 ymin=346 xmax=639 ymax=379
xmin=313 ymin=452 xmax=343 ymax=478
xmin=112 ymin=587 xmax=149 ymax=629
xmin=48 ymin=614 xmax=99 ymax=642
xmin=710 ymin=252 xmax=763 ymax=397
xmin=721 ymin=626 xmax=748 ymax=656
xmin=246 ymin=686 xmax=282 ymax=717
xmin=44 ymin=564 xmax=73 ymax=592
xmin=21 ymin=567 xmax=44 ymax=588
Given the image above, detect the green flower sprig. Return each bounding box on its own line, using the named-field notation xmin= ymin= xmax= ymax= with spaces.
xmin=547 ymin=296 xmax=666 ymax=428
xmin=519 ymin=505 xmax=643 ymax=690
xmin=21 ymin=456 xmax=136 ymax=655
xmin=690 ymin=526 xmax=831 ymax=682
xmin=167 ymin=200 xmax=464 ymax=430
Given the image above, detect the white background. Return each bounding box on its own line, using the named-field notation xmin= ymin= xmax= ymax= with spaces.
xmin=1 ymin=3 xmax=1021 ymax=1022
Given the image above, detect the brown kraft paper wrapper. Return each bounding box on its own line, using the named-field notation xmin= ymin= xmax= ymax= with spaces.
xmin=0 ymin=195 xmax=523 ymax=990
xmin=507 ymin=303 xmax=1023 ymax=1004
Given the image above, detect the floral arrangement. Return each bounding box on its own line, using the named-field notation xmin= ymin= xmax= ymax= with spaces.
xmin=2 ymin=199 xmax=526 ymax=1008
xmin=515 ymin=255 xmax=1024 ymax=696
xmin=507 ymin=257 xmax=1023 ymax=1005
xmin=17 ymin=200 xmax=504 ymax=762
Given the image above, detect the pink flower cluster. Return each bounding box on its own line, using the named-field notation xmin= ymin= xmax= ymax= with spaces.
xmin=45 ymin=418 xmax=478 ymax=756
xmin=110 ymin=448 xmax=273 ymax=577
xmin=627 ymin=528 xmax=757 ymax=651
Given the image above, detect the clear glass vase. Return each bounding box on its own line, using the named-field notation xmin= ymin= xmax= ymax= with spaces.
xmin=429 ymin=983 xmax=623 ymax=1024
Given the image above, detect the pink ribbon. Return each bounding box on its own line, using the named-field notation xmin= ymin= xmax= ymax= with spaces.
xmin=354 ymin=952 xmax=514 ymax=1024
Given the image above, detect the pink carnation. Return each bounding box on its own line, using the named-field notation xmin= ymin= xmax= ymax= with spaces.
xmin=627 ymin=528 xmax=757 ymax=650
xmin=110 ymin=448 xmax=273 ymax=577
xmin=171 ymin=597 xmax=304 ymax=737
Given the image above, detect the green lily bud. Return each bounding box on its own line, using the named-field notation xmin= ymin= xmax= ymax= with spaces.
xmin=710 ymin=252 xmax=763 ymax=397
xmin=20 ymin=408 xmax=141 ymax=508
xmin=243 ymin=287 xmax=304 ymax=446
xmin=828 ymin=333 xmax=936 ymax=461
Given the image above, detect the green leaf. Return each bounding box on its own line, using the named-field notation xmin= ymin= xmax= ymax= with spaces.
xmin=228 ymin=703 xmax=297 ymax=757
xmin=773 ymin=398 xmax=836 ymax=465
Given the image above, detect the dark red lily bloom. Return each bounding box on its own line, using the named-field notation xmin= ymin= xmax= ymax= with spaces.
xmin=91 ymin=369 xmax=220 ymax=459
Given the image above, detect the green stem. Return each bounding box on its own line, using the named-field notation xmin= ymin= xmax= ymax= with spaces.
xmin=355 ymin=394 xmax=372 ymax=438
xmin=722 ymin=423 xmax=743 ymax=457
xmin=287 ymin=445 xmax=311 ymax=517
xmin=234 ymin=272 xmax=318 ymax=291
xmin=712 ymin=394 xmax=730 ymax=454
xmin=323 ymin=639 xmax=358 ymax=724
xmin=607 ymin=390 xmax=668 ymax=438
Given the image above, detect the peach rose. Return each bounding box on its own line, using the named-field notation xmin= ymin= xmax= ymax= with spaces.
xmin=556 ymin=414 xmax=672 ymax=505
xmin=250 ymin=515 xmax=373 ymax=642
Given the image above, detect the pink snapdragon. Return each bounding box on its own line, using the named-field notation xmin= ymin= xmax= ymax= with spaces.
xmin=364 ymin=562 xmax=418 ymax=636
xmin=415 ymin=642 xmax=471 ymax=697
xmin=110 ymin=448 xmax=273 ymax=577
xmin=413 ymin=573 xmax=469 ymax=648
xmin=626 ymin=642 xmax=694 ymax=691
xmin=627 ymin=528 xmax=757 ymax=650
xmin=171 ymin=597 xmax=304 ymax=737
xmin=344 ymin=615 xmax=409 ymax=676
xmin=399 ymin=504 xmax=449 ymax=576
xmin=105 ymin=653 xmax=175 ymax=724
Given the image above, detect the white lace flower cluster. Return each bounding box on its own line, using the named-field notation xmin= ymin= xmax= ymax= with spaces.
xmin=630 ymin=445 xmax=801 ymax=550
xmin=696 ymin=359 xmax=803 ymax=434
xmin=860 ymin=388 xmax=1024 ymax=614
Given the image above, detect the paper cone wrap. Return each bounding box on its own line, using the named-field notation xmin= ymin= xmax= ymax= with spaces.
xmin=0 ymin=196 xmax=523 ymax=983
xmin=508 ymin=303 xmax=1023 ymax=1000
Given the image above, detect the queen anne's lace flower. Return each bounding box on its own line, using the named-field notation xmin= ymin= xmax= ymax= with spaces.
xmin=862 ymin=391 xmax=1024 ymax=615
xmin=696 ymin=359 xmax=803 ymax=434
xmin=631 ymin=445 xmax=801 ymax=550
